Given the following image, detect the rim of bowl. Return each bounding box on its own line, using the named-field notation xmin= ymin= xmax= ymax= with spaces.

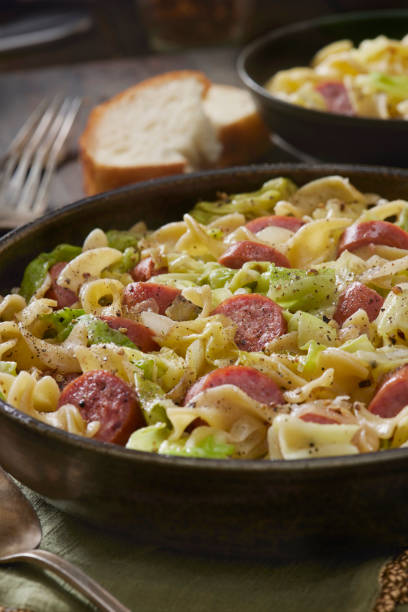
xmin=2 ymin=162 xmax=408 ymax=475
xmin=237 ymin=9 xmax=408 ymax=129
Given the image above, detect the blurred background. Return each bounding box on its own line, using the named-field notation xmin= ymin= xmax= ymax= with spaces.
xmin=1 ymin=0 xmax=407 ymax=71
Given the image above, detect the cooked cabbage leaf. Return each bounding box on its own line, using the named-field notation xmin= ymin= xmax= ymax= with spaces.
xmin=189 ymin=177 xmax=297 ymax=224
xmin=20 ymin=243 xmax=82 ymax=302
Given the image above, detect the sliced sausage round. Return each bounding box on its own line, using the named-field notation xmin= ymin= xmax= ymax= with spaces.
xmin=184 ymin=365 xmax=284 ymax=406
xmin=338 ymin=221 xmax=408 ymax=255
xmin=333 ymin=282 xmax=384 ymax=326
xmin=315 ymin=81 xmax=354 ymax=116
xmin=45 ymin=262 xmax=77 ymax=308
xmin=122 ymin=282 xmax=181 ymax=315
xmin=300 ymin=413 xmax=338 ymax=424
xmin=100 ymin=316 xmax=159 ymax=352
xmin=58 ymin=369 xmax=144 ymax=444
xmin=368 ymin=365 xmax=408 ymax=418
xmin=245 ymin=215 xmax=304 ymax=234
xmin=212 ymin=294 xmax=287 ymax=352
xmin=131 ymin=257 xmax=168 ymax=282
xmin=218 ymin=240 xmax=290 ymax=269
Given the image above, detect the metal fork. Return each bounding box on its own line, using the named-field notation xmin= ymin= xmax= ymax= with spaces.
xmin=0 ymin=97 xmax=81 ymax=228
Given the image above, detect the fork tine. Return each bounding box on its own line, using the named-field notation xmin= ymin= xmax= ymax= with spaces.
xmin=17 ymin=98 xmax=73 ymax=214
xmin=5 ymin=96 xmax=62 ymax=208
xmin=31 ymin=97 xmax=81 ymax=216
xmin=0 ymin=99 xmax=48 ymax=169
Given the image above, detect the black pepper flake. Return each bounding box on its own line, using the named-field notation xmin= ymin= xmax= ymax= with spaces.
xmin=358 ymin=379 xmax=371 ymax=388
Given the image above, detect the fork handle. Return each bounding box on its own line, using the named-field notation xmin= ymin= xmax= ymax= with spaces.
xmin=2 ymin=549 xmax=130 ymax=612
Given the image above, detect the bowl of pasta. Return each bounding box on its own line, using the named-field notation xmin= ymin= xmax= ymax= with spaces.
xmin=3 ymin=163 xmax=408 ymax=556
xmin=237 ymin=10 xmax=408 ymax=166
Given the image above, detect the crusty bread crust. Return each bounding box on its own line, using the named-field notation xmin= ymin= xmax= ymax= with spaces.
xmin=216 ymin=112 xmax=271 ymax=167
xmin=80 ymin=71 xmax=212 ymax=195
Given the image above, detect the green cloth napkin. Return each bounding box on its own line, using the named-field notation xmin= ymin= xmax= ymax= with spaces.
xmin=0 ymin=485 xmax=399 ymax=612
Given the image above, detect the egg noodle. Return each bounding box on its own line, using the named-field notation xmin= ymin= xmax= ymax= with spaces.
xmin=266 ymin=35 xmax=408 ymax=119
xmin=3 ymin=175 xmax=408 ymax=460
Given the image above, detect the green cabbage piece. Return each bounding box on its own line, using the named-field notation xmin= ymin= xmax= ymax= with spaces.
xmin=126 ymin=422 xmax=171 ymax=453
xmin=376 ymin=284 xmax=408 ymax=344
xmin=368 ymin=72 xmax=408 ymax=101
xmin=189 ymin=177 xmax=297 ymax=224
xmin=133 ymin=372 xmax=173 ymax=425
xmin=0 ymin=361 xmax=17 ymax=376
xmin=299 ymin=340 xmax=326 ymax=377
xmin=124 ymin=346 xmax=184 ymax=392
xmin=106 ymin=229 xmax=140 ymax=252
xmin=289 ymin=311 xmax=337 ymax=347
xmin=397 ymin=208 xmax=408 ymax=233
xmin=41 ymin=308 xmax=85 ymax=342
xmin=80 ymin=315 xmax=137 ymax=349
xmin=103 ymin=247 xmax=139 ymax=278
xmin=339 ymin=334 xmax=375 ymax=353
xmin=159 ymin=435 xmax=235 ymax=459
xmin=257 ymin=266 xmax=337 ymax=312
xmin=20 ymin=244 xmax=82 ymax=302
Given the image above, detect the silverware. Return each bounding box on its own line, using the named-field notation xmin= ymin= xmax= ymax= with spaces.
xmin=0 ymin=467 xmax=130 ymax=612
xmin=0 ymin=97 xmax=81 ymax=228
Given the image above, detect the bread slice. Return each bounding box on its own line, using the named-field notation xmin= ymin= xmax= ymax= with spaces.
xmin=80 ymin=71 xmax=270 ymax=195
xmin=203 ymin=84 xmax=270 ymax=167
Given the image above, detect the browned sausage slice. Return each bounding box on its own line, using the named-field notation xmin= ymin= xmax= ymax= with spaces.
xmin=368 ymin=365 xmax=408 ymax=418
xmin=338 ymin=221 xmax=408 ymax=255
xmin=212 ymin=294 xmax=287 ymax=352
xmin=245 ymin=215 xmax=304 ymax=234
xmin=184 ymin=365 xmax=284 ymax=406
xmin=58 ymin=369 xmax=144 ymax=444
xmin=45 ymin=262 xmax=77 ymax=308
xmin=100 ymin=316 xmax=159 ymax=352
xmin=333 ymin=282 xmax=384 ymax=326
xmin=122 ymin=282 xmax=181 ymax=315
xmin=131 ymin=257 xmax=168 ymax=282
xmin=218 ymin=240 xmax=290 ymax=269
xmin=315 ymin=81 xmax=354 ymax=115
xmin=300 ymin=413 xmax=338 ymax=424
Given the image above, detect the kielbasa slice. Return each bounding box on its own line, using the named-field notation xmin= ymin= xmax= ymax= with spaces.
xmin=338 ymin=221 xmax=408 ymax=255
xmin=45 ymin=262 xmax=77 ymax=308
xmin=100 ymin=316 xmax=159 ymax=352
xmin=218 ymin=241 xmax=290 ymax=269
xmin=315 ymin=81 xmax=354 ymax=116
xmin=300 ymin=413 xmax=338 ymax=424
xmin=122 ymin=282 xmax=181 ymax=315
xmin=131 ymin=257 xmax=168 ymax=282
xmin=58 ymin=369 xmax=144 ymax=444
xmin=333 ymin=282 xmax=384 ymax=326
xmin=246 ymin=215 xmax=304 ymax=234
xmin=184 ymin=365 xmax=284 ymax=406
xmin=368 ymin=365 xmax=408 ymax=418
xmin=212 ymin=294 xmax=287 ymax=352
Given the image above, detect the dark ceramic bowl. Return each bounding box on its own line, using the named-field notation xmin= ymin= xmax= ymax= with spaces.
xmin=237 ymin=10 xmax=408 ymax=166
xmin=3 ymin=164 xmax=408 ymax=558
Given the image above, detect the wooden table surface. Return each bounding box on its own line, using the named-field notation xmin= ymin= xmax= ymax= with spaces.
xmin=0 ymin=46 xmax=295 ymax=219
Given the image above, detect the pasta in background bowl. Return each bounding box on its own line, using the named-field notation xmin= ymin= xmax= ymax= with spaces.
xmin=266 ymin=35 xmax=408 ymax=119
xmin=2 ymin=164 xmax=408 ymax=556
xmin=237 ymin=10 xmax=408 ymax=165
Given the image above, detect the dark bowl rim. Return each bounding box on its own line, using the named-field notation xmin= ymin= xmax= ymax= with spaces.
xmin=237 ymin=8 xmax=408 ymax=128
xmin=3 ymin=162 xmax=408 ymax=474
